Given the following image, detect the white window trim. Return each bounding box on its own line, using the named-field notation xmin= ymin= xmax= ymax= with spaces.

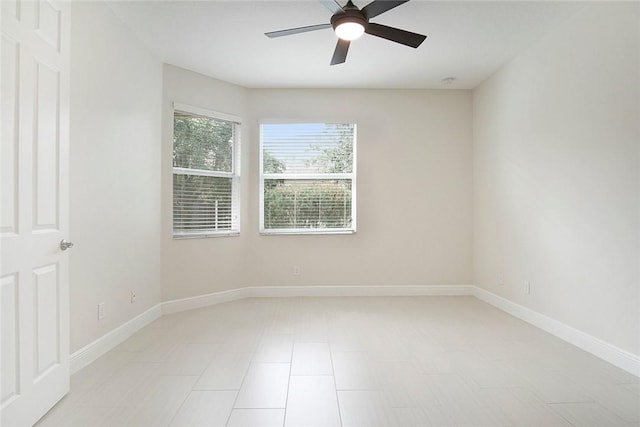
xmin=172 ymin=102 xmax=242 ymax=239
xmin=259 ymin=120 xmax=357 ymax=235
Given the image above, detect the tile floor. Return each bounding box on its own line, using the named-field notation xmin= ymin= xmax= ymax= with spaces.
xmin=37 ymin=296 xmax=640 ymax=426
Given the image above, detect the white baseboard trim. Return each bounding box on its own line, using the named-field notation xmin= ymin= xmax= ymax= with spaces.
xmin=161 ymin=284 xmax=474 ymax=314
xmin=249 ymin=284 xmax=474 ymax=298
xmin=473 ymin=286 xmax=640 ymax=377
xmin=69 ymin=304 xmax=162 ymax=374
xmin=70 ymin=284 xmax=639 ymax=379
xmin=161 ymin=287 xmax=250 ymax=315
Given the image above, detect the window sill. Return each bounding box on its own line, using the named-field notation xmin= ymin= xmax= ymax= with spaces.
xmin=173 ymin=231 xmax=240 ymax=240
xmin=259 ymin=229 xmax=356 ymax=236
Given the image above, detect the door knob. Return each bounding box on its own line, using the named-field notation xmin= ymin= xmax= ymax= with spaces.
xmin=60 ymin=240 xmax=74 ymax=251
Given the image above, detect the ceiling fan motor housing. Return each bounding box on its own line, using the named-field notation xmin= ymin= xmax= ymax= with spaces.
xmin=330 ymin=8 xmax=368 ymax=32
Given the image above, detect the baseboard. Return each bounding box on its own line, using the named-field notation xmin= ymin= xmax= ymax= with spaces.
xmin=249 ymin=284 xmax=474 ymax=298
xmin=70 ymin=284 xmax=638 ymax=379
xmin=161 ymin=287 xmax=250 ymax=314
xmin=70 ymin=304 xmax=162 ymax=374
xmin=473 ymin=286 xmax=640 ymax=377
xmin=161 ymin=284 xmax=474 ymax=314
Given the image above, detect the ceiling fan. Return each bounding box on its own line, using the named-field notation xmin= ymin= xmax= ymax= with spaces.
xmin=265 ymin=0 xmax=427 ymax=65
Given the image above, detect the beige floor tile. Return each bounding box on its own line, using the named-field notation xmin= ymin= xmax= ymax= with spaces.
xmin=121 ymin=375 xmax=198 ymax=426
xmin=372 ymin=361 xmax=426 ymax=408
xmin=391 ymin=407 xmax=434 ymax=427
xmin=570 ymin=375 xmax=640 ymax=423
xmin=285 ymin=376 xmax=340 ymax=427
xmin=338 ymin=390 xmax=395 ymax=427
xmin=70 ymin=349 xmax=135 ymax=391
xmin=219 ymin=328 xmax=263 ymax=353
xmin=448 ymin=350 xmax=528 ymax=388
xmin=589 ymin=383 xmax=640 ymax=423
xmin=293 ymin=319 xmax=328 ymax=343
xmin=252 ymin=334 xmax=294 ymax=363
xmin=160 ymin=343 xmax=219 ymax=376
xmin=181 ymin=325 xmax=231 ymax=344
xmin=406 ymin=334 xmax=456 ymax=374
xmin=130 ymin=336 xmax=178 ymax=363
xmin=76 ymin=362 xmax=161 ymax=407
xmin=114 ymin=326 xmax=165 ymax=353
xmin=480 ymin=387 xmax=573 ymax=426
xmin=234 ymin=363 xmax=290 ymax=408
xmin=290 ymin=342 xmax=333 ymax=376
xmin=418 ymin=373 xmax=505 ymax=426
xmin=264 ymin=319 xmax=296 ymax=336
xmin=551 ymin=402 xmax=633 ymax=427
xmin=194 ymin=352 xmax=252 ymax=390
xmin=328 ymin=328 xmax=367 ymax=352
xmin=517 ymin=363 xmax=593 ymax=404
xmin=37 ymin=405 xmax=114 ymax=427
xmin=168 ymin=390 xmax=236 ymax=426
xmin=623 ymin=383 xmax=640 ymax=396
xmin=39 ymin=297 xmax=639 ymax=427
xmin=332 ymin=351 xmax=377 ymax=390
xmin=226 ymin=409 xmax=285 ymax=427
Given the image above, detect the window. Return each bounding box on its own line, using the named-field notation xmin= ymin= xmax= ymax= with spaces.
xmin=172 ymin=103 xmax=240 ymax=238
xmin=260 ymin=122 xmax=356 ymax=234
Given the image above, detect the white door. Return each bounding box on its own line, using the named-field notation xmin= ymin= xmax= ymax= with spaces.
xmin=1 ymin=0 xmax=70 ymax=425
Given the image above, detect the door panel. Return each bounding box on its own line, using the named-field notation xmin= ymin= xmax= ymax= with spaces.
xmin=34 ymin=0 xmax=61 ymax=50
xmin=1 ymin=1 xmax=20 ymax=20
xmin=33 ymin=264 xmax=60 ymax=378
xmin=1 ymin=35 xmax=19 ymax=234
xmin=1 ymin=274 xmax=19 ymax=405
xmin=34 ymin=61 xmax=60 ymax=230
xmin=1 ymin=1 xmax=70 ymax=425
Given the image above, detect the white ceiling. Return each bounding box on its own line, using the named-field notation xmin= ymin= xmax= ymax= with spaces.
xmin=106 ymin=0 xmax=585 ymax=89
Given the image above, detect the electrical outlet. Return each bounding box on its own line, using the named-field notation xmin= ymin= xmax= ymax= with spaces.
xmin=526 ymin=281 xmax=531 ymax=295
xmin=130 ymin=290 xmax=137 ymax=304
xmin=293 ymin=265 xmax=301 ymax=276
xmin=98 ymin=302 xmax=105 ymax=320
xmin=497 ymin=276 xmax=504 ymax=287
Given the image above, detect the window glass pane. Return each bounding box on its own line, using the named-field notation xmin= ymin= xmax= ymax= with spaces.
xmin=174 ymin=111 xmax=233 ymax=172
xmin=262 ymin=123 xmax=353 ymax=174
xmin=173 ymin=174 xmax=233 ymax=234
xmin=264 ymin=179 xmax=352 ymax=230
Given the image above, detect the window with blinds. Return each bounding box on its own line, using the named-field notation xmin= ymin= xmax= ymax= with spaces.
xmin=173 ymin=103 xmax=240 ymax=238
xmin=260 ymin=122 xmax=356 ymax=234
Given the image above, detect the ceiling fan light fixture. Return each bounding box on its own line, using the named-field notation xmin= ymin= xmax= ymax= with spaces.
xmin=266 ymin=0 xmax=427 ymax=65
xmin=331 ymin=9 xmax=367 ymax=41
xmin=335 ymin=21 xmax=365 ymax=40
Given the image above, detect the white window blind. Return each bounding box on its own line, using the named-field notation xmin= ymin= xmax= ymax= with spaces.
xmin=260 ymin=122 xmax=356 ymax=234
xmin=173 ymin=104 xmax=240 ymax=238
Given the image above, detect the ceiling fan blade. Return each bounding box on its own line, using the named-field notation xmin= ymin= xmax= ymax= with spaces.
xmin=330 ymin=39 xmax=350 ymax=65
xmin=319 ymin=0 xmax=344 ymax=14
xmin=265 ymin=23 xmax=332 ymax=38
xmin=365 ymin=22 xmax=426 ymax=48
xmin=361 ymin=0 xmax=410 ymax=19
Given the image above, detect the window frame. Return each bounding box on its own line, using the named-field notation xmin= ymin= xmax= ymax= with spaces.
xmin=172 ymin=102 xmax=241 ymax=239
xmin=259 ymin=119 xmax=357 ymax=235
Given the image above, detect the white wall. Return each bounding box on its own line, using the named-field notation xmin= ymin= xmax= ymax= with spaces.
xmin=473 ymin=3 xmax=639 ymax=355
xmin=70 ymin=2 xmax=163 ymax=353
xmin=245 ymin=89 xmax=473 ymax=289
xmin=162 ymin=66 xmax=474 ymax=300
xmin=161 ymin=65 xmax=251 ymax=300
